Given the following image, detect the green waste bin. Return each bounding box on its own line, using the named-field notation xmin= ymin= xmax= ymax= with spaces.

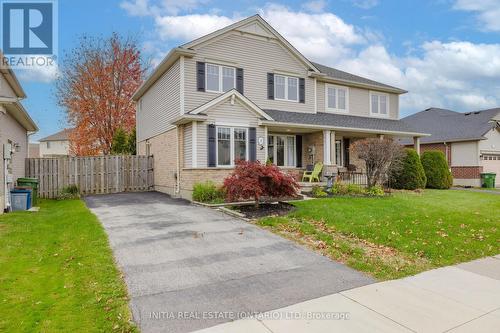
xmin=480 ymin=173 xmax=496 ymax=189
xmin=16 ymin=178 xmax=39 ymax=205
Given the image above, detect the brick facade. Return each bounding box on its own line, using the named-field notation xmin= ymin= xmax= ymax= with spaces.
xmin=410 ymin=143 xmax=452 ymax=165
xmin=138 ymin=128 xmax=179 ymax=196
xmin=451 ymin=166 xmax=483 ymax=179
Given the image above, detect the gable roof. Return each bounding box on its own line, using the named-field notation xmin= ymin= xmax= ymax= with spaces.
xmin=39 ymin=128 xmax=73 ymax=142
xmin=2 ymin=101 xmax=38 ymax=132
xmin=0 ymin=52 xmax=26 ymax=98
xmin=133 ymin=15 xmax=321 ymax=101
xmin=188 ymin=89 xmax=273 ymax=120
xmin=312 ymin=62 xmax=407 ymax=94
xmin=262 ymin=109 xmax=428 ymax=137
xmin=181 ymin=15 xmax=319 ymax=73
xmin=401 ymin=107 xmax=500 ymax=144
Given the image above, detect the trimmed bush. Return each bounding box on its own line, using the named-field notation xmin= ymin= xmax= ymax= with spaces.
xmin=421 ymin=151 xmax=453 ymax=189
xmin=192 ymin=181 xmax=225 ymax=203
xmin=391 ymin=148 xmax=427 ymax=190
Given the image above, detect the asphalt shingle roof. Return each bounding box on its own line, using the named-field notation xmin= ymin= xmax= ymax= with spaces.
xmin=401 ymin=108 xmax=500 ymax=144
xmin=312 ymin=62 xmax=405 ymax=92
xmin=263 ymin=109 xmax=424 ymax=134
xmin=39 ymin=128 xmax=72 ymax=142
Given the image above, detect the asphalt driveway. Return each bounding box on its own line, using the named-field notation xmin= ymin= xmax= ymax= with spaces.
xmin=84 ymin=192 xmax=373 ymax=333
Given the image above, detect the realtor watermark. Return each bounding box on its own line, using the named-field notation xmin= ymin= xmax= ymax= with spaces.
xmin=0 ymin=0 xmax=57 ymax=69
xmin=148 ymin=311 xmax=351 ymax=321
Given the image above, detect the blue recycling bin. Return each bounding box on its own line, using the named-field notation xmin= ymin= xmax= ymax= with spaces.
xmin=10 ymin=189 xmax=32 ymax=211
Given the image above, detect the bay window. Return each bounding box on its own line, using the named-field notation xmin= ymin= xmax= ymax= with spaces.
xmin=370 ymin=92 xmax=389 ymax=116
xmin=216 ymin=127 xmax=248 ymax=166
xmin=274 ymin=74 xmax=299 ymax=102
xmin=206 ymin=63 xmax=236 ymax=93
xmin=326 ymin=84 xmax=348 ymax=112
xmin=267 ymin=135 xmax=296 ymax=167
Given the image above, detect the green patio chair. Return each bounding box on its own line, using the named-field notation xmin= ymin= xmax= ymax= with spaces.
xmin=302 ymin=162 xmax=323 ymax=182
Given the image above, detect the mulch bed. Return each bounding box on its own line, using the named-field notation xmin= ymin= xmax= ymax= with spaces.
xmin=233 ymin=202 xmax=295 ymax=219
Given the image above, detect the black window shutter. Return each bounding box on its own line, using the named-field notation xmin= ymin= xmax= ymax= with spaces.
xmin=249 ymin=127 xmax=257 ymax=162
xmin=196 ymin=62 xmax=205 ymax=92
xmin=296 ymin=135 xmax=303 ymax=168
xmin=207 ymin=124 xmax=216 ymax=167
xmin=299 ymin=78 xmax=305 ymax=103
xmin=267 ymin=73 xmax=274 ymax=100
xmin=236 ymin=68 xmax=244 ymax=94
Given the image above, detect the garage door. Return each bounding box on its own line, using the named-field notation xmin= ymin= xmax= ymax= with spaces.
xmin=482 ymin=155 xmax=500 ymax=186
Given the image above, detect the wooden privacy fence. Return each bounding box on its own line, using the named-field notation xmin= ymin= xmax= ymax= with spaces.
xmin=26 ymin=156 xmax=154 ymax=198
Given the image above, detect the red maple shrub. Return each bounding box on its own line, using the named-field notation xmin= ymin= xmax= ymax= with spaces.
xmin=223 ymin=160 xmax=299 ymax=206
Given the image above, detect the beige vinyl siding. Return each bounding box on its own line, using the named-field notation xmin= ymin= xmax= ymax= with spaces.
xmin=452 ymin=141 xmax=480 ymax=166
xmin=183 ymin=123 xmax=192 ymax=167
xmin=0 ymin=110 xmax=28 ymax=211
xmin=137 ymin=59 xmax=180 ymax=142
xmin=0 ymin=74 xmax=16 ymax=98
xmin=318 ymin=82 xmax=400 ymax=120
xmin=184 ymin=32 xmax=314 ymax=114
xmin=194 ymin=98 xmax=266 ymax=167
xmin=479 ymin=128 xmax=500 ymax=154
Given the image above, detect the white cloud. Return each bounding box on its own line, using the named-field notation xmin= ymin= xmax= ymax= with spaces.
xmin=16 ymin=64 xmax=59 ymax=83
xmin=154 ymin=14 xmax=236 ymax=41
xmin=122 ymin=2 xmax=500 ymax=114
xmin=454 ymin=0 xmax=500 ymax=32
xmin=351 ymin=0 xmax=379 ymax=9
xmin=120 ymin=0 xmax=153 ymax=17
xmin=120 ymin=0 xmax=208 ymax=17
xmin=301 ymin=0 xmax=327 ymax=13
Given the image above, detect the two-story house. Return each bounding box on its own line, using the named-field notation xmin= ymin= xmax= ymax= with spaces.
xmin=133 ymin=15 xmax=427 ymax=199
xmin=38 ymin=128 xmax=73 ymax=157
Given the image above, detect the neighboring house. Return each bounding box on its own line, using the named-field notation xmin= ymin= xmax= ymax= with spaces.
xmin=402 ymin=108 xmax=500 ymax=187
xmin=29 ymin=143 xmax=40 ymax=158
xmin=38 ymin=129 xmax=72 ymax=157
xmin=133 ymin=15 xmax=428 ymax=199
xmin=0 ymin=61 xmax=38 ymax=213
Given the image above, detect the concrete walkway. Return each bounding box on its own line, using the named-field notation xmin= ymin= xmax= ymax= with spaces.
xmin=196 ymin=255 xmax=500 ymax=333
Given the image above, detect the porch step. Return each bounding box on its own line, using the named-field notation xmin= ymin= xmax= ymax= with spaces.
xmin=299 ymin=182 xmax=327 ymax=193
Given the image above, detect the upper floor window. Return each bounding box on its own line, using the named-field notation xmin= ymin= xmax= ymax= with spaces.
xmin=46 ymin=142 xmax=51 ymax=149
xmin=217 ymin=126 xmax=248 ymax=167
xmin=275 ymin=75 xmax=299 ymax=102
xmin=326 ymin=84 xmax=348 ymax=112
xmin=370 ymin=92 xmax=389 ymax=116
xmin=206 ymin=63 xmax=236 ymax=93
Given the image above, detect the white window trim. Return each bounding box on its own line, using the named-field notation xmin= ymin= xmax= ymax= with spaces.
xmin=268 ymin=134 xmax=297 ymax=167
xmin=369 ymin=91 xmax=390 ymax=117
xmin=205 ymin=63 xmax=237 ymax=93
xmin=325 ymin=84 xmax=349 ymax=113
xmin=274 ymin=74 xmax=299 ymax=102
xmin=215 ymin=126 xmax=249 ymax=167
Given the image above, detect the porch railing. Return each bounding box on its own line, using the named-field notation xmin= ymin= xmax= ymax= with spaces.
xmin=337 ymin=171 xmax=368 ymax=186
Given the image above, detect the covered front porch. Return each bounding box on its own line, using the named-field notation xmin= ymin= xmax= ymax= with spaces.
xmin=262 ymin=122 xmax=425 ymax=187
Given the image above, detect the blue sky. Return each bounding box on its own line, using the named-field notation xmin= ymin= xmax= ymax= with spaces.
xmin=16 ymin=0 xmax=500 ymax=141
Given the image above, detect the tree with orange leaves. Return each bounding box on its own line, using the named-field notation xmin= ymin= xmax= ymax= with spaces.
xmin=56 ymin=33 xmax=147 ymax=156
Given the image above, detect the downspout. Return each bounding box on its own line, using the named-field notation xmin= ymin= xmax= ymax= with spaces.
xmin=175 ymin=125 xmax=180 ymax=195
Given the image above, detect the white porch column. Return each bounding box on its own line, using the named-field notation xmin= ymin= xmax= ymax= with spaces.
xmin=323 ymin=130 xmax=332 ymax=165
xmin=414 ymin=137 xmax=421 ymax=156
xmin=331 ymin=131 xmax=336 ymax=165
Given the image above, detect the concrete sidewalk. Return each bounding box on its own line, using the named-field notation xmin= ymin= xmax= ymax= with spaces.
xmin=195 ymin=255 xmax=500 ymax=333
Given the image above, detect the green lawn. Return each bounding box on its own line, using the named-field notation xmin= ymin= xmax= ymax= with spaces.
xmin=258 ymin=190 xmax=500 ymax=280
xmin=0 ymin=200 xmax=137 ymax=332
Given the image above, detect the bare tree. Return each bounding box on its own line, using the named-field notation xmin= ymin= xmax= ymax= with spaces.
xmin=350 ymin=138 xmax=405 ymax=188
